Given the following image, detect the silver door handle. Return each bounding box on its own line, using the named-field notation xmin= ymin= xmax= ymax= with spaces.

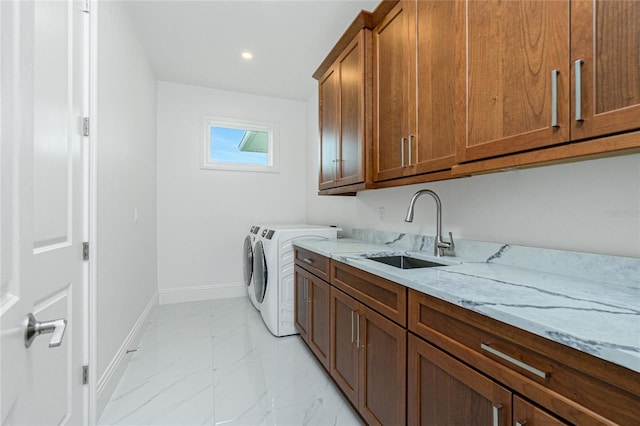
xmin=551 ymin=69 xmax=559 ymax=127
xmin=574 ymin=59 xmax=584 ymax=121
xmin=408 ymin=134 xmax=414 ymax=165
xmin=492 ymin=404 xmax=502 ymax=426
xmin=25 ymin=313 xmax=67 ymax=348
xmin=400 ymin=137 xmax=406 ymax=167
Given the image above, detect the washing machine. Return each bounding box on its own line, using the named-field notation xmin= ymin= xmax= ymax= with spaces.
xmin=242 ymin=225 xmax=262 ymax=310
xmin=252 ymin=224 xmax=338 ymax=336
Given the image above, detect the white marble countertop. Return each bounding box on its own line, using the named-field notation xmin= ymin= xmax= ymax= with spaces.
xmin=294 ymin=237 xmax=640 ymax=374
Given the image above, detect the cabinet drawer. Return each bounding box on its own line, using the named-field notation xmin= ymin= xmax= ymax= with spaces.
xmin=331 ymin=260 xmax=406 ymax=326
xmin=408 ymin=289 xmax=640 ymax=425
xmin=294 ymin=247 xmax=330 ymax=281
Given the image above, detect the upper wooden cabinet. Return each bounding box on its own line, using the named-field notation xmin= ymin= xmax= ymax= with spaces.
xmin=458 ymin=0 xmax=640 ymax=164
xmin=459 ymin=0 xmax=571 ymax=163
xmin=318 ymin=30 xmax=371 ymax=193
xmin=373 ymin=0 xmax=460 ymax=182
xmin=570 ymin=0 xmax=640 ymax=140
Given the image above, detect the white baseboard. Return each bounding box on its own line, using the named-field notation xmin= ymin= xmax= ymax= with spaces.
xmin=96 ymin=291 xmax=158 ymax=418
xmin=158 ymin=283 xmax=246 ymax=305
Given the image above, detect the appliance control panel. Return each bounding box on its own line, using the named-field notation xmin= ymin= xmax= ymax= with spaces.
xmin=262 ymin=229 xmax=275 ymax=240
xmin=250 ymin=226 xmax=261 ymax=234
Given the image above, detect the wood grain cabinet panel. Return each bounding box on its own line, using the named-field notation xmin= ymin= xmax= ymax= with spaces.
xmin=373 ymin=0 xmax=460 ymax=183
xmin=294 ymin=265 xmax=331 ymax=370
xmin=294 ymin=247 xmax=330 ymax=281
xmin=570 ymin=0 xmax=640 ymax=140
xmin=408 ymin=333 xmax=512 ymax=426
xmin=330 ymin=286 xmax=360 ymax=407
xmin=459 ymin=0 xmax=570 ymax=163
xmin=330 ymin=287 xmax=407 ymax=426
xmin=294 ymin=267 xmax=310 ymax=343
xmin=373 ymin=1 xmax=412 ymax=181
xmin=318 ymin=30 xmax=372 ymax=194
xmin=309 ymin=275 xmax=331 ymax=369
xmin=513 ymin=395 xmax=569 ymax=426
xmin=331 ymin=260 xmax=407 ymax=327
xmin=359 ymin=304 xmax=406 ymax=426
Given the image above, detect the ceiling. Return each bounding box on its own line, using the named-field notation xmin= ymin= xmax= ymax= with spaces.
xmin=124 ymin=0 xmax=380 ymax=102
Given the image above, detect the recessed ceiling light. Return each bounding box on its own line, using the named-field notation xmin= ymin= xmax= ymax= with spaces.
xmin=241 ymin=51 xmax=253 ymax=60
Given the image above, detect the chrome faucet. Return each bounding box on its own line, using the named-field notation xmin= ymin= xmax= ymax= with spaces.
xmin=405 ymin=189 xmax=455 ymax=257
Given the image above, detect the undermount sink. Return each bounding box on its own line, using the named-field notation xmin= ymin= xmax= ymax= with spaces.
xmin=369 ymin=255 xmax=446 ymax=269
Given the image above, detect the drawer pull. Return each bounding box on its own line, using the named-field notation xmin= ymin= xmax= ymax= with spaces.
xmin=481 ymin=343 xmax=549 ymax=379
xmin=516 ymin=421 xmax=527 ymax=426
xmin=302 ymin=258 xmax=315 ymax=265
xmin=492 ymin=404 xmax=502 ymax=426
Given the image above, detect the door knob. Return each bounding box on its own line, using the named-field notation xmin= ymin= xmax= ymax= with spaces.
xmin=24 ymin=313 xmax=67 ymax=348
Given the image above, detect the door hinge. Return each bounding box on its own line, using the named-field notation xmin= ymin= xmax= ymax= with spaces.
xmin=83 ymin=117 xmax=90 ymax=137
xmin=83 ymin=0 xmax=90 ymax=13
xmin=83 ymin=242 xmax=89 ymax=261
xmin=82 ymin=365 xmax=89 ymax=384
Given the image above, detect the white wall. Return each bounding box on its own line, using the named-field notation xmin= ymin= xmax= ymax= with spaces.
xmin=305 ymin=92 xmax=640 ymax=258
xmin=96 ymin=0 xmax=158 ymax=402
xmin=157 ymin=82 xmax=307 ymax=301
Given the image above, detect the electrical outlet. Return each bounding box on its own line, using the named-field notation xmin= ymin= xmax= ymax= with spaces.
xmin=378 ymin=207 xmax=385 ymax=222
xmin=134 ymin=208 xmax=139 ymax=224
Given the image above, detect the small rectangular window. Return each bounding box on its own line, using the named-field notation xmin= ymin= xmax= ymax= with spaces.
xmin=201 ymin=116 xmax=279 ymax=172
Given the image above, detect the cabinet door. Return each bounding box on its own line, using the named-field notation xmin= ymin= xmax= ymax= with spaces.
xmin=571 ymin=0 xmax=640 ymax=140
xmin=408 ymin=333 xmax=512 ymax=426
xmin=373 ymin=1 xmax=413 ymax=181
xmin=337 ymin=32 xmax=366 ymax=187
xmin=460 ymin=0 xmax=570 ymax=163
xmin=513 ymin=396 xmax=569 ymax=426
xmin=330 ymin=287 xmax=359 ymax=407
xmin=319 ymin=67 xmax=339 ymax=190
xmin=309 ymin=276 xmax=331 ymax=370
xmin=294 ymin=267 xmax=310 ymax=342
xmin=411 ymin=0 xmax=463 ymax=174
xmin=359 ymin=304 xmax=407 ymax=426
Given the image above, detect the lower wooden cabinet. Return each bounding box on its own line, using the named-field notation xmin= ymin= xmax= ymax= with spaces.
xmin=408 ymin=333 xmax=511 ymax=426
xmin=330 ymin=286 xmax=407 ymax=426
xmin=294 ymin=254 xmax=635 ymax=425
xmin=294 ymin=266 xmax=331 ymax=370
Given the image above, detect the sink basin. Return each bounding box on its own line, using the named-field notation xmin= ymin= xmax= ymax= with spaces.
xmin=369 ymin=255 xmax=446 ymax=269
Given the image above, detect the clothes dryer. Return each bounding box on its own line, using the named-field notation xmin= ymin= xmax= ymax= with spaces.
xmin=242 ymin=225 xmax=262 ymax=310
xmin=252 ymin=224 xmax=338 ymax=336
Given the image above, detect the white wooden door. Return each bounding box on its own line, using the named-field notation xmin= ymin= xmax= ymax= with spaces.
xmin=1 ymin=0 xmax=88 ymax=424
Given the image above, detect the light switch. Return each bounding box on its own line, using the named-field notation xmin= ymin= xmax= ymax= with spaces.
xmin=134 ymin=208 xmax=139 ymax=224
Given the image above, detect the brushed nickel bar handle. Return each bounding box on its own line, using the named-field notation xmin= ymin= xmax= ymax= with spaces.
xmin=408 ymin=134 xmax=414 ymax=165
xmin=551 ymin=69 xmax=559 ymax=127
xmin=516 ymin=421 xmax=527 ymax=426
xmin=302 ymin=258 xmax=314 ymax=265
xmin=400 ymin=137 xmax=406 ymax=167
xmin=492 ymin=404 xmax=502 ymax=426
xmin=350 ymin=310 xmax=355 ymax=344
xmin=355 ymin=313 xmax=361 ymax=348
xmin=575 ymin=59 xmax=584 ymax=121
xmin=481 ymin=343 xmax=549 ymax=379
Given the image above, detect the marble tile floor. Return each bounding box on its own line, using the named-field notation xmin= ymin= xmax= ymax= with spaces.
xmin=98 ymin=297 xmax=363 ymax=426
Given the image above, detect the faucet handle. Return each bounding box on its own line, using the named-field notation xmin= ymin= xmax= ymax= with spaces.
xmin=447 ymin=232 xmax=455 ymax=254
